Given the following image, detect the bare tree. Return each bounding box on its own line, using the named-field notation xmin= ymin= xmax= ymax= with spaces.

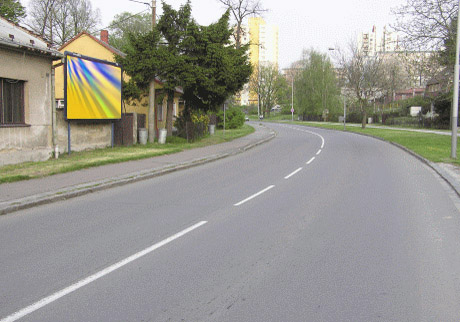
xmin=396 ymin=50 xmax=441 ymax=87
xmin=27 ymin=0 xmax=100 ymax=46
xmin=378 ymin=54 xmax=409 ymax=105
xmin=391 ymin=0 xmax=458 ymax=50
xmin=27 ymin=0 xmax=56 ymax=39
xmin=250 ymin=62 xmax=286 ymax=117
xmin=336 ymin=42 xmax=384 ymax=128
xmin=218 ymin=0 xmax=266 ymax=48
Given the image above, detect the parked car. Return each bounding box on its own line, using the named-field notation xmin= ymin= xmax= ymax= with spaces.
xmin=270 ymin=105 xmax=282 ymax=113
xmin=245 ymin=116 xmax=249 ymax=121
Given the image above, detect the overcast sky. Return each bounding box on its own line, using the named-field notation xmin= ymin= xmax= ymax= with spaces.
xmin=25 ymin=0 xmax=408 ymax=68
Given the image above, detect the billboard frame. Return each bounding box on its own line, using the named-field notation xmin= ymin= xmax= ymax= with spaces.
xmin=64 ymin=51 xmax=123 ymax=121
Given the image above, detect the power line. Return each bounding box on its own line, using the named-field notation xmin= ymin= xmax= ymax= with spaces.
xmin=127 ymin=0 xmax=152 ymax=8
xmin=89 ymin=9 xmax=151 ymax=36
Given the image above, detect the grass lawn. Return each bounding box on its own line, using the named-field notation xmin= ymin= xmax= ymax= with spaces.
xmin=0 ymin=124 xmax=255 ymax=184
xmin=285 ymin=121 xmax=460 ymax=166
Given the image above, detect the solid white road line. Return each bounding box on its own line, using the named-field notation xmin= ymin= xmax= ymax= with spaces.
xmin=234 ymin=185 xmax=275 ymax=206
xmin=0 ymin=221 xmax=208 ymax=322
xmin=316 ymin=149 xmax=322 ymax=155
xmin=284 ymin=167 xmax=303 ymax=179
xmin=307 ymin=157 xmax=315 ymax=165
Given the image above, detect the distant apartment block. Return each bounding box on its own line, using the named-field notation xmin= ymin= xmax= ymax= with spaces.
xmin=358 ymin=25 xmax=400 ymax=56
xmin=238 ymin=17 xmax=279 ymax=106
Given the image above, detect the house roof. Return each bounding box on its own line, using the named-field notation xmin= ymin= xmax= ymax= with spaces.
xmin=59 ymin=31 xmax=126 ymax=58
xmin=0 ymin=17 xmax=62 ymax=59
xmin=395 ymin=88 xmax=425 ymax=95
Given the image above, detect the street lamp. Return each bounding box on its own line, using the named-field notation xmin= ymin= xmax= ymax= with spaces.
xmin=327 ymin=47 xmax=346 ymax=130
xmin=451 ymin=0 xmax=460 ymax=158
xmin=291 ymin=76 xmax=294 ymax=122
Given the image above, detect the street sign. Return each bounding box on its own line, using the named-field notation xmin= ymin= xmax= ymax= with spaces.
xmin=291 ymin=108 xmax=294 ymax=113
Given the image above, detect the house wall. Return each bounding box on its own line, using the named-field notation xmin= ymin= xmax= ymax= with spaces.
xmin=0 ymin=47 xmax=53 ymax=166
xmin=55 ymin=34 xmax=117 ymax=101
xmin=55 ymin=109 xmax=111 ymax=153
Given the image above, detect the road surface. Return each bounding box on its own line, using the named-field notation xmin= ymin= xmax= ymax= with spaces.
xmin=2 ymin=123 xmax=460 ymax=321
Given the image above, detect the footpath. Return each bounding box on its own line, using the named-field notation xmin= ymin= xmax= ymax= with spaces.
xmin=307 ymin=121 xmax=456 ymax=136
xmin=0 ymin=123 xmax=276 ymax=215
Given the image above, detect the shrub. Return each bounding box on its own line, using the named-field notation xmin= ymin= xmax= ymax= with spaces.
xmin=174 ymin=111 xmax=210 ymax=141
xmin=433 ymin=93 xmax=451 ymax=128
xmin=216 ymin=107 xmax=245 ymax=129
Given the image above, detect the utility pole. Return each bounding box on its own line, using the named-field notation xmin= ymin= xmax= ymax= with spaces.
xmin=291 ymin=76 xmax=294 ymax=122
xmin=451 ymin=0 xmax=460 ymax=158
xmin=148 ymin=0 xmax=157 ymax=143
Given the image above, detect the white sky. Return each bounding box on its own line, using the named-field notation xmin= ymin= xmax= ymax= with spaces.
xmin=24 ymin=0 xmax=408 ymax=68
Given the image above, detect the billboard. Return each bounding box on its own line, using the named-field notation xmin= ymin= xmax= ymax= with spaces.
xmin=65 ymin=52 xmax=122 ymax=120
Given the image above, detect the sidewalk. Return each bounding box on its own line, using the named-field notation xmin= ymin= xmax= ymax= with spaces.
xmin=0 ymin=123 xmax=276 ymax=215
xmin=307 ymin=121 xmax=455 ymax=136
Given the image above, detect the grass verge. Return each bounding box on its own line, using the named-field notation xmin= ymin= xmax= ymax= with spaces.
xmin=0 ymin=124 xmax=255 ymax=184
xmin=279 ymin=121 xmax=460 ymax=166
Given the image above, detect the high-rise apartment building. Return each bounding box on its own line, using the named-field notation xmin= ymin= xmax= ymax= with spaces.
xmin=358 ymin=25 xmax=400 ymax=56
xmin=238 ymin=17 xmax=279 ymax=106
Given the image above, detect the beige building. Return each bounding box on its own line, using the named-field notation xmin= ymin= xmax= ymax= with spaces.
xmin=239 ymin=17 xmax=279 ymax=106
xmin=0 ymin=17 xmax=62 ymax=166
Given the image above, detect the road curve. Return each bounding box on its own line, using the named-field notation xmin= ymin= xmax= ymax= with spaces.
xmin=1 ymin=123 xmax=460 ymax=321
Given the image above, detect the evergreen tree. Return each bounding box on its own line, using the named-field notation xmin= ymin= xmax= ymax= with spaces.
xmin=118 ymin=2 xmax=252 ymax=136
xmin=182 ymin=10 xmax=252 ymax=114
xmin=0 ymin=0 xmax=26 ymax=23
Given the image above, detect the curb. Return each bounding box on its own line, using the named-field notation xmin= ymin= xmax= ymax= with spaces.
xmin=0 ymin=127 xmax=276 ymax=216
xmin=299 ymin=124 xmax=460 ymax=199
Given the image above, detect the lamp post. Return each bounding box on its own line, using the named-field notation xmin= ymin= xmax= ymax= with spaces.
xmin=291 ymin=76 xmax=294 ymax=122
xmin=451 ymin=0 xmax=460 ymax=158
xmin=327 ymin=47 xmax=346 ymax=129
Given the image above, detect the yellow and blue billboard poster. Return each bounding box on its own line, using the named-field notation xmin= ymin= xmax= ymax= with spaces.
xmin=65 ymin=52 xmax=122 ymax=120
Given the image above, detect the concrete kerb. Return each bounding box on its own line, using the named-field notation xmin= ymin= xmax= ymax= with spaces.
xmin=0 ymin=126 xmax=277 ymax=216
xmin=294 ymin=124 xmax=460 ymax=199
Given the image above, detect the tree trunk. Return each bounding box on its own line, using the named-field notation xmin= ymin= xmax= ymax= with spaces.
xmin=361 ymin=110 xmax=367 ymax=129
xmin=166 ymin=90 xmax=174 ymax=136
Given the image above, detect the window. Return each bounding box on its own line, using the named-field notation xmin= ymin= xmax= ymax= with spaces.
xmin=157 ymin=103 xmax=163 ymax=121
xmin=0 ymin=78 xmax=25 ymax=125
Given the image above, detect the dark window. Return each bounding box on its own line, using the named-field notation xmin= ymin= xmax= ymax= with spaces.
xmin=157 ymin=103 xmax=163 ymax=121
xmin=0 ymin=78 xmax=25 ymax=125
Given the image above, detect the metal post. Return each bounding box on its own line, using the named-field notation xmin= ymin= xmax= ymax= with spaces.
xmin=343 ymin=97 xmax=346 ymax=130
xmin=452 ymin=0 xmax=460 ymax=159
xmin=67 ymin=121 xmax=71 ymax=155
xmin=223 ymin=103 xmax=226 ymax=135
xmin=291 ymin=77 xmax=294 ymax=122
xmin=111 ymin=122 xmax=114 ymax=148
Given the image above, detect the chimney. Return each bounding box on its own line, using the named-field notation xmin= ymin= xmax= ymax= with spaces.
xmin=100 ymin=30 xmax=109 ymax=44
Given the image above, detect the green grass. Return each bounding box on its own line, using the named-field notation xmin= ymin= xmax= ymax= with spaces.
xmin=0 ymin=125 xmax=255 ymax=184
xmin=284 ymin=121 xmax=460 ymax=166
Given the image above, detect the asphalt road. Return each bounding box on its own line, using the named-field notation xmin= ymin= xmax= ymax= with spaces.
xmin=2 ymin=123 xmax=460 ymax=321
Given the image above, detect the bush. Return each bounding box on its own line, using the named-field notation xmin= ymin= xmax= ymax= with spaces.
xmin=217 ymin=107 xmax=245 ymax=129
xmin=174 ymin=111 xmax=210 ymax=141
xmin=281 ymin=105 xmax=292 ymax=115
xmin=345 ymin=111 xmax=363 ymax=123
xmin=433 ymin=93 xmax=451 ymax=128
